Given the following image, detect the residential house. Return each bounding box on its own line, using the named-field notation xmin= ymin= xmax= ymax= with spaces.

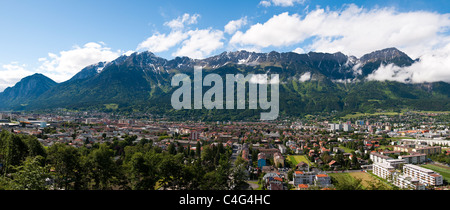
xmin=273 ymin=152 xmax=285 ymax=168
xmin=257 ymin=153 xmax=266 ymax=169
xmin=297 ymin=184 xmax=309 ymax=190
xmin=296 ymin=161 xmax=309 ymax=171
xmin=315 ymin=174 xmax=331 ymax=187
xmin=293 ymin=171 xmax=316 ymax=186
xmin=263 ymin=173 xmax=285 ymax=190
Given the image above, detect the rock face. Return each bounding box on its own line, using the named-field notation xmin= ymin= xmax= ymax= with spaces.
xmin=0 ymin=73 xmax=57 ymax=109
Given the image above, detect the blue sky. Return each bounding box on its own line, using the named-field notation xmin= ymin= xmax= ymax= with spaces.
xmin=1 ymin=0 xmax=450 ymax=90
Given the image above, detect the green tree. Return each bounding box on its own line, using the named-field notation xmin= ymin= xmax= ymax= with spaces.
xmin=0 ymin=131 xmax=31 ymax=175
xmin=23 ymin=136 xmax=47 ymax=158
xmin=196 ymin=141 xmax=201 ymax=159
xmin=127 ymin=151 xmax=161 ymax=190
xmin=168 ymin=143 xmax=176 ymax=155
xmin=8 ymin=156 xmax=50 ymax=190
xmin=159 ymin=153 xmax=184 ymax=190
xmin=84 ymin=144 xmax=119 ymax=190
xmin=47 ymin=143 xmax=84 ymax=190
xmin=201 ymin=157 xmax=233 ymax=190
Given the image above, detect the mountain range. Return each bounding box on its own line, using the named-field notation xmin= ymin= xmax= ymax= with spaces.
xmin=0 ymin=48 xmax=449 ymax=120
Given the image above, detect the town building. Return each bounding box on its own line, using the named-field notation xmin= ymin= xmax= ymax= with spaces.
xmin=403 ymin=164 xmax=443 ymax=186
xmin=257 ymin=153 xmax=266 ymax=169
xmin=315 ymin=174 xmax=331 ymax=187
xmin=399 ymin=153 xmax=426 ymax=164
xmin=391 ymin=172 xmax=425 ymax=190
xmin=263 ymin=173 xmax=285 ymax=190
xmin=293 ymin=170 xmax=331 ymax=188
xmin=273 ymin=152 xmax=285 ymax=168
xmin=296 ymin=161 xmax=309 ymax=171
xmin=329 ymin=123 xmax=342 ymax=131
xmin=343 ymin=124 xmax=352 ymax=132
xmin=412 ymin=146 xmax=441 ymax=155
xmin=372 ymin=162 xmax=395 ymax=180
xmin=293 ymin=171 xmax=316 ymax=186
xmin=259 ymin=148 xmax=280 ymax=158
xmin=370 ymin=152 xmax=392 ymax=164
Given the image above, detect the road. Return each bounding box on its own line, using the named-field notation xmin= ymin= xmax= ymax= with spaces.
xmin=246 ymin=180 xmax=260 ymax=190
xmin=324 ymin=169 xmax=367 ymax=174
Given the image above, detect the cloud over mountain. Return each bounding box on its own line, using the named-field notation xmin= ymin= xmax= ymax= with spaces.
xmin=37 ymin=42 xmax=122 ymax=83
xmin=231 ymin=4 xmax=450 ymax=58
xmin=228 ymin=4 xmax=450 ymax=84
xmin=368 ymin=42 xmax=450 ymax=83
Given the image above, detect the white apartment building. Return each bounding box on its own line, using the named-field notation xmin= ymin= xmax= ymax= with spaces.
xmin=372 ymin=162 xmax=395 ymax=180
xmin=343 ymin=124 xmax=352 ymax=132
xmin=391 ymin=172 xmax=425 ymax=190
xmin=293 ymin=171 xmax=316 ymax=186
xmin=293 ymin=171 xmax=331 ymax=187
xmin=329 ymin=124 xmax=342 ymax=131
xmin=403 ymin=164 xmax=443 ymax=186
xmin=315 ymin=174 xmax=332 ymax=187
xmin=370 ymin=152 xmax=392 ymax=164
xmin=412 ymin=146 xmax=441 ymax=155
xmin=370 ymin=152 xmax=407 ymax=168
xmin=385 ymin=159 xmax=406 ymax=168
xmin=399 ymin=153 xmax=426 ymax=164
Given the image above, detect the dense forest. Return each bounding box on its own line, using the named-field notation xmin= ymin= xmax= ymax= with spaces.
xmin=0 ymin=130 xmax=248 ymax=190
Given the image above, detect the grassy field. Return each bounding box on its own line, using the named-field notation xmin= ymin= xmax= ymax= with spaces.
xmin=288 ymin=155 xmax=313 ymax=166
xmin=378 ymin=145 xmax=392 ymax=150
xmin=104 ymin=103 xmax=119 ymax=110
xmin=329 ymin=173 xmax=354 ymax=183
xmin=338 ymin=145 xmax=355 ymax=153
xmin=421 ymin=164 xmax=450 ymax=184
xmin=349 ymin=172 xmax=392 ymax=189
xmin=341 ymin=112 xmax=402 ymax=119
xmin=329 ymin=172 xmax=392 ymax=190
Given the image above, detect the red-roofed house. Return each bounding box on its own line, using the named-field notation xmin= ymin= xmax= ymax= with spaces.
xmin=315 ymin=174 xmax=331 ymax=187
xmin=297 ymin=184 xmax=309 ymax=190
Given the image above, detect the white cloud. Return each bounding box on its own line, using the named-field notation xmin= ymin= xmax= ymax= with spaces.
xmin=38 ymin=42 xmax=122 ymax=83
xmin=230 ymin=12 xmax=305 ymax=48
xmin=137 ymin=31 xmax=189 ymax=52
xmin=231 ymin=4 xmax=450 ymax=58
xmin=304 ymin=5 xmax=450 ymax=58
xmin=173 ymin=29 xmax=224 ymax=59
xmin=0 ymin=62 xmax=36 ymax=92
xmin=164 ymin=13 xmax=200 ymax=30
xmin=230 ymin=4 xmax=450 ymax=83
xmin=0 ymin=42 xmax=123 ymax=91
xmin=259 ymin=0 xmax=305 ymax=7
xmin=249 ymin=74 xmax=279 ymax=84
xmin=138 ymin=13 xmax=224 ymax=59
xmin=367 ymin=42 xmax=450 ymax=83
xmin=123 ymin=50 xmax=136 ymax=56
xmin=292 ymin=47 xmax=305 ymax=54
xmin=259 ymin=1 xmax=272 ymax=7
xmin=224 ymin=17 xmax=248 ymax=35
xmin=298 ymin=72 xmax=311 ymax=82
